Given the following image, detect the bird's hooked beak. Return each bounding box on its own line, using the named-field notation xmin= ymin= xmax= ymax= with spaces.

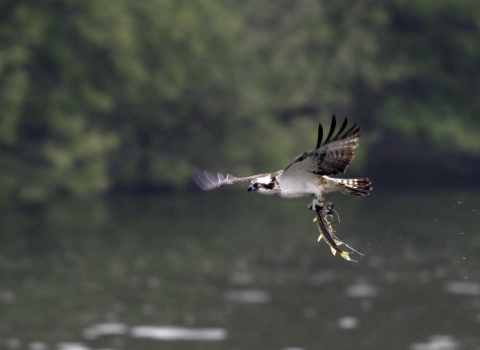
xmin=247 ymin=185 xmax=255 ymax=192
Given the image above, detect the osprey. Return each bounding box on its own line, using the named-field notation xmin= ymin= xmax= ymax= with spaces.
xmin=193 ymin=116 xmax=371 ymax=201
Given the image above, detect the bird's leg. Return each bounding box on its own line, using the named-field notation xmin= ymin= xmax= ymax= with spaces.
xmin=308 ymin=196 xmax=324 ymax=213
xmin=310 ymin=197 xmax=326 ymax=227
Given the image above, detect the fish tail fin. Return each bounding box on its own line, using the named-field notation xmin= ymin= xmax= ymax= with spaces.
xmin=342 ymin=242 xmax=364 ymax=256
xmin=339 ymin=250 xmax=357 ymax=262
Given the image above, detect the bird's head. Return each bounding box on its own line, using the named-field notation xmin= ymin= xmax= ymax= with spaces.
xmin=247 ymin=176 xmax=276 ymax=194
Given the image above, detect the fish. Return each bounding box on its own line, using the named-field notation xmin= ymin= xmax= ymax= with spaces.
xmin=312 ymin=200 xmax=363 ymax=262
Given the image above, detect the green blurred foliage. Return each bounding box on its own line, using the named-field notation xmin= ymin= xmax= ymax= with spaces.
xmin=0 ymin=0 xmax=479 ymax=205
xmin=377 ymin=0 xmax=480 ymax=153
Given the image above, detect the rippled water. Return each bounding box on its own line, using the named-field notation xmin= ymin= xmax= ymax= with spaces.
xmin=1 ymin=189 xmax=479 ymax=349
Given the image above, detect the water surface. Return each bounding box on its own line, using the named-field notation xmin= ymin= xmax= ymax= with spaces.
xmin=1 ymin=189 xmax=479 ymax=349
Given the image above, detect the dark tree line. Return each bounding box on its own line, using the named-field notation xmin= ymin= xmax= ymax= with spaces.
xmin=1 ymin=0 xmax=479 ymax=205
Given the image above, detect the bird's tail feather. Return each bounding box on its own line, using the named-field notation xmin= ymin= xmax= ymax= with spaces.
xmin=338 ymin=178 xmax=372 ymax=196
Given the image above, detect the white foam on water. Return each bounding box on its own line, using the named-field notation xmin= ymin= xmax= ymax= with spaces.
xmin=83 ymin=323 xmax=127 ymax=339
xmin=337 ymin=316 xmax=358 ymax=330
xmin=57 ymin=343 xmax=90 ymax=350
xmin=410 ymin=335 xmax=458 ymax=350
xmin=131 ymin=326 xmax=227 ymax=341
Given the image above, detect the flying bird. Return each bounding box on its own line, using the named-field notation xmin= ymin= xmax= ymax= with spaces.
xmin=193 ymin=116 xmax=371 ymax=201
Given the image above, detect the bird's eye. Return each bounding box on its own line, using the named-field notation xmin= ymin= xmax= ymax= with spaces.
xmin=256 ymin=183 xmax=262 ymax=188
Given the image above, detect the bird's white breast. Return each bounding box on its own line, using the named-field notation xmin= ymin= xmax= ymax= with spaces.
xmin=277 ymin=171 xmax=322 ymax=198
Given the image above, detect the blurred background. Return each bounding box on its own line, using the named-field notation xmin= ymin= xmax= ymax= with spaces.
xmin=1 ymin=0 xmax=480 ymax=349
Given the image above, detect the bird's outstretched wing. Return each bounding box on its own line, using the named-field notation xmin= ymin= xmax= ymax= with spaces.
xmin=281 ymin=116 xmax=360 ymax=178
xmin=192 ymin=170 xmax=271 ymax=191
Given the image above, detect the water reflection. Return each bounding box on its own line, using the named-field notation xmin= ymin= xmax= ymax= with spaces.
xmin=444 ymin=281 xmax=480 ymax=296
xmin=337 ymin=316 xmax=358 ymax=330
xmin=345 ymin=282 xmax=378 ymax=298
xmin=131 ymin=326 xmax=227 ymax=341
xmin=58 ymin=343 xmax=89 ymax=350
xmin=84 ymin=323 xmax=127 ymax=339
xmin=1 ymin=190 xmax=480 ymax=349
xmin=410 ymin=335 xmax=459 ymax=350
xmin=224 ymin=290 xmax=270 ymax=303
